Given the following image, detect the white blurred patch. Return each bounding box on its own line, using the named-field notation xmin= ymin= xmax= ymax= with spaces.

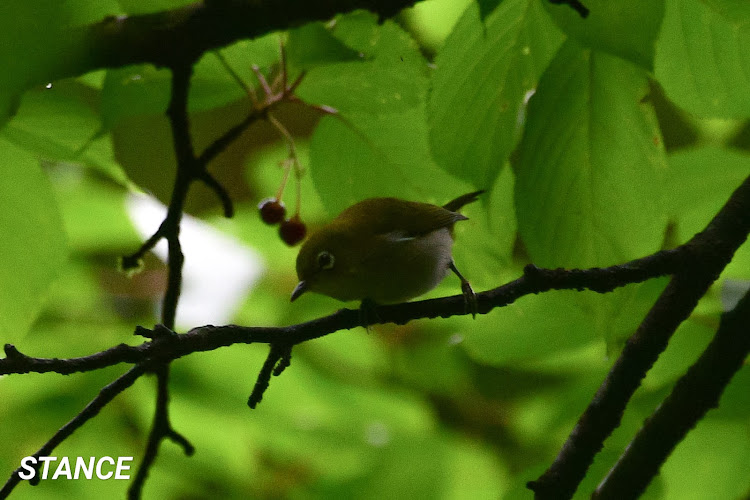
xmin=126 ymin=193 xmax=264 ymax=328
xmin=365 ymin=421 xmax=390 ymax=448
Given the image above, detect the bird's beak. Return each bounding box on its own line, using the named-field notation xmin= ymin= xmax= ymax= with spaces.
xmin=290 ymin=280 xmax=308 ymax=302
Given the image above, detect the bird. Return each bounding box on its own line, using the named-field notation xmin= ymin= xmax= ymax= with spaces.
xmin=290 ymin=191 xmax=483 ymax=317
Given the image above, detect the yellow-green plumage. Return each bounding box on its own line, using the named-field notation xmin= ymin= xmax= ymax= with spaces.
xmin=291 ymin=191 xmax=482 ymax=304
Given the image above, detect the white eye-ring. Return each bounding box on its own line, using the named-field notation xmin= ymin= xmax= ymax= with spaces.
xmin=317 ymin=251 xmax=335 ymax=270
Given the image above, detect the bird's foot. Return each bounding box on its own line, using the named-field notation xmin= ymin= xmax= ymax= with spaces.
xmin=461 ymin=280 xmax=478 ymax=319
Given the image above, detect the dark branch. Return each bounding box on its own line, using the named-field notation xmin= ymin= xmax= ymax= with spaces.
xmin=248 ymin=344 xmax=288 ymax=408
xmin=49 ymin=0 xmax=424 ymax=85
xmin=528 ymin=174 xmax=750 ymax=499
xmin=128 ymin=365 xmax=193 ymax=500
xmin=128 ymin=62 xmax=194 ymax=500
xmin=592 ymin=287 xmax=750 ymax=499
xmin=45 ymin=0 xmax=588 ymax=90
xmin=197 ymin=108 xmax=267 ymax=167
xmin=0 ymin=246 xmax=704 ymax=378
xmin=199 ymin=171 xmax=234 ymax=218
xmin=121 ymin=223 xmax=166 ymax=271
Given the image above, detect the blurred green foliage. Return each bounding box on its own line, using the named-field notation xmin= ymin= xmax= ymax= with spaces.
xmin=1 ymin=0 xmax=749 ymax=499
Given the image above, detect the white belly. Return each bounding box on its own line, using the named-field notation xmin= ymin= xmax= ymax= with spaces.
xmin=361 ymin=228 xmax=454 ymax=303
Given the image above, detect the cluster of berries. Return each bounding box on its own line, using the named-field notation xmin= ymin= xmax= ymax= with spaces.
xmin=258 ymin=198 xmax=306 ymax=246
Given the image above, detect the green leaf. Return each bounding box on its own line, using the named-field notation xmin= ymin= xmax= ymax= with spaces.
xmin=544 ymin=0 xmax=665 ymax=69
xmin=309 ymin=113 xmax=471 ymax=216
xmin=304 ymin=14 xmax=471 ymax=214
xmin=515 ymin=41 xmax=667 ymax=268
xmin=664 ymin=146 xmax=750 ymax=281
xmin=665 ymin=147 xmax=750 ymax=244
xmin=450 ymin=165 xmax=517 ymax=290
xmin=2 ymin=84 xmax=101 ymax=161
xmin=1 ymin=83 xmax=132 ymax=186
xmin=585 ymin=278 xmax=668 ymax=349
xmin=0 ymin=139 xmax=67 ymax=340
xmin=400 ymin=0 xmax=474 ymax=53
xmin=296 ymin=18 xmax=427 ymax=116
xmin=62 ymin=0 xmax=121 ymax=26
xmin=476 ymin=0 xmax=504 ymax=21
xmin=117 ymin=0 xmax=193 ymax=14
xmin=428 ymin=0 xmax=564 ymax=190
xmin=286 ymin=22 xmax=362 ymax=71
xmin=100 ymin=65 xmax=171 ymax=128
xmin=0 ymin=1 xmax=79 ymax=126
xmin=655 ymin=0 xmax=750 ymax=118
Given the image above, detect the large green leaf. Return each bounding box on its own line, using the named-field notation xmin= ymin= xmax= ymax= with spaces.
xmin=665 ymin=147 xmax=750 ymax=243
xmin=655 ymin=0 xmax=750 ymax=118
xmin=544 ymin=0 xmax=665 ymax=69
xmin=286 ymin=22 xmax=362 ymax=72
xmin=428 ymin=0 xmax=564 ymax=189
xmin=515 ymin=41 xmax=667 ymax=268
xmin=0 ymin=139 xmax=67 ymax=340
xmin=296 ymin=14 xmax=427 ymax=117
xmin=2 ymin=85 xmax=101 ymax=161
xmin=0 ymin=1 xmax=81 ymax=126
xmin=304 ymin=13 xmax=470 ymax=215
xmin=309 ymin=112 xmax=470 ymax=215
xmin=2 ymin=83 xmax=131 ymax=185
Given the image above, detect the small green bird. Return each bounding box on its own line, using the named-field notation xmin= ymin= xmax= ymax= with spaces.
xmin=291 ymin=191 xmax=483 ymax=314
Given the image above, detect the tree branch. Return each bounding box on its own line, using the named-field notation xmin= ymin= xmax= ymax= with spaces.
xmin=593 ymin=287 xmax=750 ymax=499
xmin=127 ymin=62 xmax=195 ymax=500
xmin=49 ymin=0 xmax=424 ymax=85
xmin=46 ymin=0 xmax=589 ymax=88
xmin=0 ymin=245 xmax=704 ymax=378
xmin=528 ymin=174 xmax=750 ymax=499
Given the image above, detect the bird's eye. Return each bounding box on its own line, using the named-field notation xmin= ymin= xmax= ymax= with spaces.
xmin=317 ymin=251 xmax=335 ymax=270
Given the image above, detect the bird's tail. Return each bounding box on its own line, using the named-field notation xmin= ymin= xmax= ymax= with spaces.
xmin=443 ymin=190 xmax=485 ymax=212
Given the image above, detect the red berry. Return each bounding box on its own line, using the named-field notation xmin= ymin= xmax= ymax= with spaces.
xmin=258 ymin=198 xmax=286 ymax=225
xmin=279 ymin=216 xmax=307 ymax=246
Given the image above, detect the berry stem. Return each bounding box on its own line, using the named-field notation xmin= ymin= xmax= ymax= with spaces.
xmin=274 ymin=159 xmax=292 ymax=201
xmin=267 ymin=112 xmax=302 ymax=211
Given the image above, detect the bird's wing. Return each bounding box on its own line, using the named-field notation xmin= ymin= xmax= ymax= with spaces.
xmin=334 ymin=198 xmax=466 ymax=238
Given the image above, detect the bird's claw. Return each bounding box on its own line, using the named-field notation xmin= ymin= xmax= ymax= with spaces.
xmin=461 ymin=280 xmax=478 ymax=319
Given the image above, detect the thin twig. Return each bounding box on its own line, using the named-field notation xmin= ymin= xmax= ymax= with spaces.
xmin=128 ymin=365 xmax=193 ymax=500
xmin=198 ymin=171 xmax=234 ymax=217
xmin=248 ymin=344 xmax=286 ymax=408
xmin=0 ymin=365 xmax=149 ymax=498
xmin=214 ymin=50 xmax=253 ymax=95
xmin=251 ymin=64 xmax=273 ymax=96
